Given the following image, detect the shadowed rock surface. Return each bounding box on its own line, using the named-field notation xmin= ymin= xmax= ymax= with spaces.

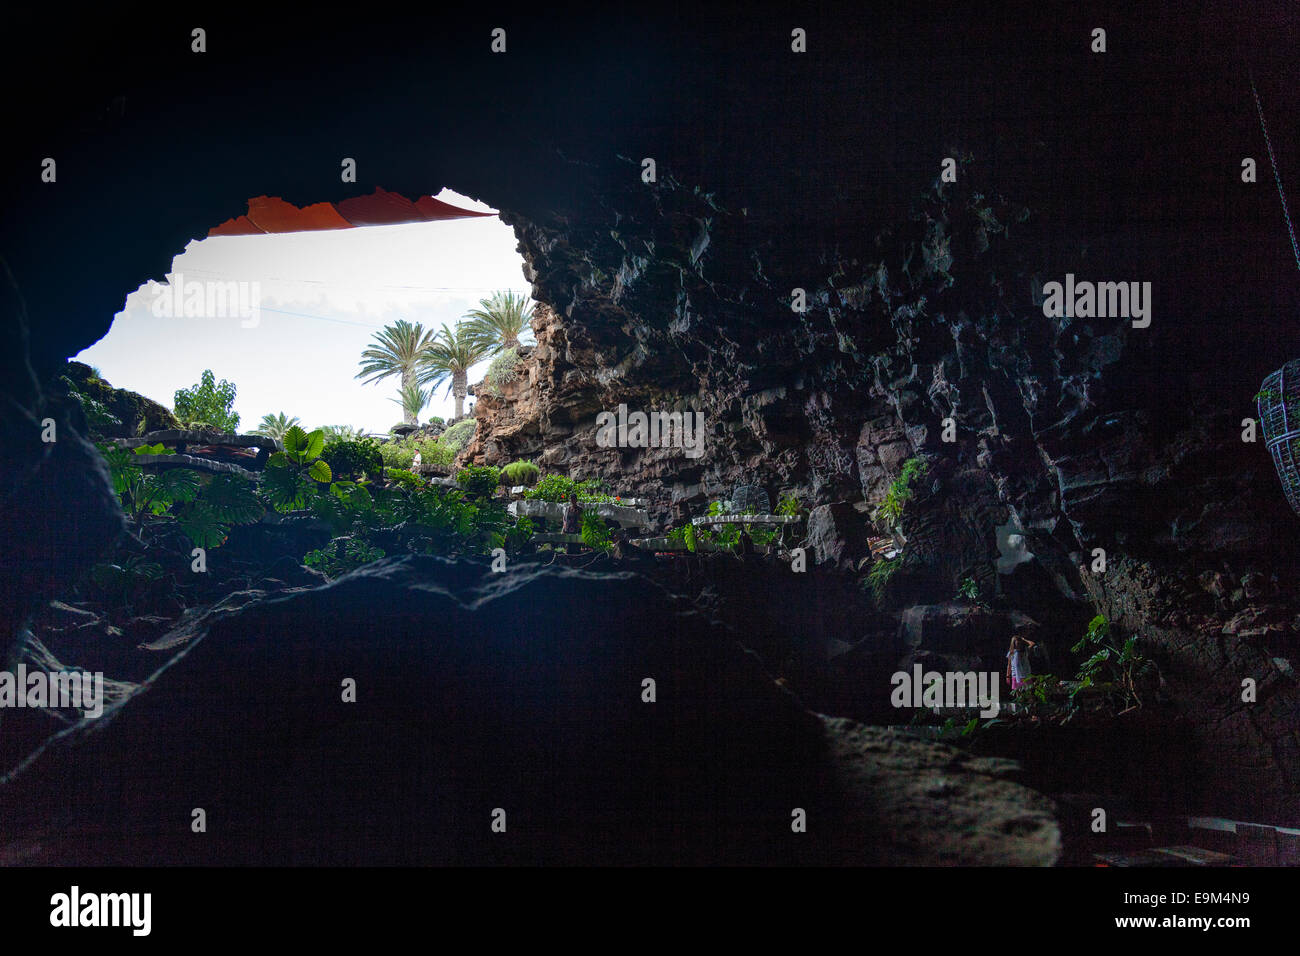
xmin=0 ymin=558 xmax=1057 ymax=865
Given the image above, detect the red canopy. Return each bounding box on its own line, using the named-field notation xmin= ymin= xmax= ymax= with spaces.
xmin=209 ymin=187 xmax=495 ymax=236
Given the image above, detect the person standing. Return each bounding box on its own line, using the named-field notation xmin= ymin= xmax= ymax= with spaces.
xmin=1006 ymin=634 xmax=1037 ymax=692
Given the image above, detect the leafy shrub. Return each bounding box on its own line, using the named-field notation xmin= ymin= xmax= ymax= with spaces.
xmin=956 ymin=576 xmax=980 ymax=602
xmin=1069 ymin=614 xmax=1155 ymax=712
xmin=865 ymin=556 xmax=901 ymax=604
xmin=176 ymin=473 xmax=264 ymax=548
xmin=303 ymin=537 xmax=386 ymax=579
xmin=524 ymin=474 xmax=611 ymax=503
xmin=873 ymin=457 xmax=929 ymax=533
xmin=98 ymin=442 xmax=260 ymax=546
xmin=580 ymin=511 xmax=613 ymax=553
xmin=261 ymin=425 xmax=332 ymax=511
xmin=319 ymin=424 xmax=362 ymax=441
xmin=484 ymin=348 xmax=522 ymax=395
xmin=378 ymin=441 xmax=415 ymax=469
xmin=441 ymin=418 xmax=477 ymax=452
xmin=61 ymin=374 xmax=121 ymax=435
xmin=456 ymin=465 xmax=502 ymax=497
xmin=322 ymin=436 xmax=384 ymax=480
xmin=415 ymin=439 xmax=455 ymax=469
xmin=499 ymin=460 xmax=540 ymax=486
xmin=776 ymin=493 xmax=802 ymax=517
xmin=378 ymin=438 xmax=455 ymax=471
xmin=173 ymin=370 xmax=240 ymax=433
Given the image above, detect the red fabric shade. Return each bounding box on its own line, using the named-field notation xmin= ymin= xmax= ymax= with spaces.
xmin=208 ymin=187 xmax=495 ymax=236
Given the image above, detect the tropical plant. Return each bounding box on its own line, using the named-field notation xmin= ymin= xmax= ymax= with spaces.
xmin=418 ymin=323 xmax=492 ymax=420
xmin=389 ymin=382 xmax=432 ymax=424
xmin=865 ymin=556 xmax=901 ymax=604
xmin=322 ymin=436 xmax=384 ymax=481
xmin=175 ymin=473 xmax=264 ymax=548
xmin=261 ymin=425 xmax=333 ymax=511
xmin=580 ymin=510 xmax=613 ymax=553
xmin=499 ymin=460 xmax=540 ymax=487
xmin=1069 ymin=614 xmax=1155 ymax=713
xmin=440 ymin=417 xmax=478 ymax=452
xmin=98 ymin=443 xmax=259 ymax=546
xmin=873 ymin=457 xmax=929 ymax=534
xmin=61 ymin=374 xmax=121 ymax=435
xmin=173 ymin=369 xmax=240 ymax=432
xmin=121 ymin=467 xmax=201 ymax=524
xmin=456 ymin=465 xmax=502 ymax=497
xmin=303 ymin=537 xmax=386 ymax=580
xmin=956 ymin=576 xmax=981 ymax=602
xmin=250 ymin=412 xmax=301 ymax=441
xmin=462 ymin=290 xmax=534 ymax=355
xmin=523 ymin=474 xmax=611 ymax=503
xmin=355 ymin=319 xmax=438 ymax=425
xmin=484 ymin=348 xmax=522 ymax=396
xmin=319 ymin=424 xmax=363 ymax=441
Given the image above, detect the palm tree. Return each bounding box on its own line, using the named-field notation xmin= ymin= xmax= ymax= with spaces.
xmin=320 ymin=424 xmax=363 ymax=441
xmin=388 ymin=383 xmax=432 ymax=425
xmin=355 ymin=319 xmax=437 ymax=424
xmin=419 ymin=323 xmax=491 ymax=420
xmin=461 ymin=290 xmax=534 ymax=355
xmin=250 ymin=412 xmax=301 ymax=441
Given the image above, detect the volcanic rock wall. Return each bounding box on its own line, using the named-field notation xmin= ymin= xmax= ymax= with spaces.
xmin=2 ymin=4 xmax=1298 ymax=821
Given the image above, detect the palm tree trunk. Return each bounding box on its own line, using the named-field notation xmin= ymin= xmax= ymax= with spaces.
xmin=504 ymin=334 xmax=519 ymax=350
xmin=401 ymin=366 xmax=416 ymax=424
xmin=453 ymin=370 xmax=467 ymax=419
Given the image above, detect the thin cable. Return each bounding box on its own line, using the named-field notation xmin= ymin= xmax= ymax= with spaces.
xmin=1250 ymin=69 xmax=1300 ymax=273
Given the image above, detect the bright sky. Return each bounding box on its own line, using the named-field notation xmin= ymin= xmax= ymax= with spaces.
xmin=75 ymin=189 xmax=532 ymax=434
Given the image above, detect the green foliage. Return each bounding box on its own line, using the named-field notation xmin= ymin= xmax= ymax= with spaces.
xmin=440 ymin=418 xmax=478 ymax=452
xmin=580 ymin=510 xmax=613 ymax=553
xmin=133 ymin=442 xmax=173 ymax=456
xmin=251 ymin=412 xmax=301 ymax=441
xmin=303 ymin=538 xmax=386 ymax=579
xmin=1065 ymin=614 xmax=1155 ymax=714
xmin=89 ymin=555 xmax=163 ymax=608
xmin=355 ymin=319 xmax=437 ymax=388
xmin=956 ymin=576 xmax=981 ymax=602
xmin=175 ymin=473 xmax=264 ymax=548
xmin=377 ymin=437 xmax=455 ymax=471
xmin=523 ymin=474 xmax=612 ymax=503
xmin=484 ymin=348 xmax=522 ymax=396
xmin=873 ymin=457 xmax=929 ymax=533
xmin=462 ymin=290 xmax=535 ymax=355
xmin=499 ymin=460 xmax=540 ymax=486
xmin=262 ymin=425 xmax=332 ymax=511
xmin=97 ymin=443 xmax=259 ymax=547
xmin=865 ymin=556 xmax=901 ymax=604
xmin=173 ymin=370 xmax=240 ymax=433
xmin=122 ymin=468 xmax=201 ymax=522
xmin=776 ymin=493 xmax=802 ymax=516
xmin=390 ymin=382 xmax=432 ymax=422
xmin=319 ymin=425 xmax=363 ymax=441
xmin=378 ymin=441 xmax=416 ymax=470
xmin=322 ymin=436 xmax=384 ymax=480
xmin=456 ymin=465 xmax=502 ymax=497
xmin=61 ymin=375 xmax=121 ymax=435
